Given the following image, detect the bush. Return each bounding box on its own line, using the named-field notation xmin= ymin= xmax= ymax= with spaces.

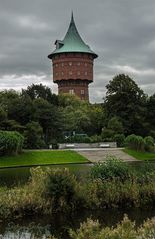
xmin=144 ymin=136 xmax=154 ymax=152
xmin=113 ymin=134 xmax=125 ymax=147
xmin=90 ymin=157 xmax=131 ymax=182
xmin=125 ymin=134 xmax=145 ymax=151
xmin=69 ymin=215 xmax=155 ymax=239
xmin=30 ymin=167 xmax=81 ymax=213
xmin=0 ymin=130 xmax=24 ymax=155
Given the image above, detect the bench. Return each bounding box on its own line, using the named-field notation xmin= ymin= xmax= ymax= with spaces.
xmin=66 ymin=144 xmax=75 ymax=148
xmin=99 ymin=143 xmax=110 ymax=148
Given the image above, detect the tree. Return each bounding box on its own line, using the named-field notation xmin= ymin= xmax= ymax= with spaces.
xmin=24 ymin=121 xmax=45 ymax=149
xmin=22 ymin=84 xmax=59 ymax=105
xmin=33 ymin=98 xmax=63 ymax=144
xmin=104 ymin=74 xmax=147 ymax=135
xmin=8 ymin=94 xmax=34 ymax=125
xmin=101 ymin=117 xmax=124 ymax=141
xmin=146 ymin=94 xmax=155 ymax=133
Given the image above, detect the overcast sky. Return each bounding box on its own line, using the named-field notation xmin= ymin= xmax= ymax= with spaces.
xmin=0 ymin=0 xmax=155 ymax=103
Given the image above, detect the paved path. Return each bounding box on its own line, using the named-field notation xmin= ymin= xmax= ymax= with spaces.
xmin=75 ymin=148 xmax=137 ymax=163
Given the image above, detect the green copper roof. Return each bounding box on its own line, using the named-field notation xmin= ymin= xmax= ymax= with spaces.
xmin=48 ymin=13 xmax=98 ymax=59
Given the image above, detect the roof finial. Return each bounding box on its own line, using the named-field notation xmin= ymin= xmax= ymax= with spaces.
xmin=71 ymin=10 xmax=74 ymax=23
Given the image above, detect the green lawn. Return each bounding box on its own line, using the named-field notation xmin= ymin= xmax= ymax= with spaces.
xmin=123 ymin=148 xmax=155 ymax=160
xmin=0 ymin=150 xmax=89 ymax=168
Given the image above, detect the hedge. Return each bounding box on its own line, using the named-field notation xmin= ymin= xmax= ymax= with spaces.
xmin=0 ymin=131 xmax=24 ymax=156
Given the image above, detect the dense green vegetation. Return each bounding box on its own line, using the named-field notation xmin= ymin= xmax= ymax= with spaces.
xmin=0 ymin=150 xmax=88 ymax=168
xmin=125 ymin=134 xmax=154 ymax=152
xmin=0 ymin=131 xmax=24 ymax=156
xmin=69 ymin=216 xmax=155 ymax=239
xmin=0 ymin=158 xmax=154 ymax=220
xmin=124 ymin=148 xmax=155 ymax=160
xmin=0 ymin=74 xmax=155 ymax=149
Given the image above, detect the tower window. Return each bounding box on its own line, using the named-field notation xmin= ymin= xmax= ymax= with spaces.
xmin=77 ymin=62 xmax=81 ymax=66
xmin=77 ymin=71 xmax=80 ymax=75
xmin=61 ymin=63 xmax=64 ymax=67
xmin=69 ymin=62 xmax=72 ymax=66
xmin=69 ymin=89 xmax=74 ymax=94
xmin=56 ymin=64 xmax=58 ymax=67
xmin=56 ymin=72 xmax=58 ymax=76
xmin=85 ymin=71 xmax=88 ymax=76
xmin=69 ymin=71 xmax=72 ymax=75
xmin=85 ymin=63 xmax=87 ymax=66
xmin=61 ymin=72 xmax=64 ymax=76
xmin=81 ymin=89 xmax=85 ymax=95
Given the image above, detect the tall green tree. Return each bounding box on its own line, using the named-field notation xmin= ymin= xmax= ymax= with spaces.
xmin=22 ymin=84 xmax=58 ymax=105
xmin=33 ymin=98 xmax=63 ymax=144
xmin=104 ymin=74 xmax=147 ymax=135
xmin=24 ymin=121 xmax=45 ymax=149
xmin=146 ymin=94 xmax=155 ymax=133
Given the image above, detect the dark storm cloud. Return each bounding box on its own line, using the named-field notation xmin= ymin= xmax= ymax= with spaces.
xmin=0 ymin=0 xmax=155 ymax=102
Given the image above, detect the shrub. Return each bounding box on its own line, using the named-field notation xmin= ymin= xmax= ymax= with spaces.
xmin=101 ymin=128 xmax=114 ymax=142
xmin=125 ymin=134 xmax=145 ymax=151
xmin=0 ymin=130 xmax=24 ymax=155
xmin=113 ymin=134 xmax=125 ymax=147
xmin=69 ymin=215 xmax=155 ymax=239
xmin=90 ymin=157 xmax=131 ymax=182
xmin=30 ymin=167 xmax=81 ymax=213
xmin=144 ymin=136 xmax=154 ymax=152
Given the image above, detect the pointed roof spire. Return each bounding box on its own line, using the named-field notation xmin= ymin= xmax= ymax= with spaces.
xmin=48 ymin=13 xmax=98 ymax=59
xmin=71 ymin=10 xmax=74 ymax=23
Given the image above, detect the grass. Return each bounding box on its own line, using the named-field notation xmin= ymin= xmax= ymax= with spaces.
xmin=0 ymin=150 xmax=89 ymax=168
xmin=123 ymin=148 xmax=155 ymax=160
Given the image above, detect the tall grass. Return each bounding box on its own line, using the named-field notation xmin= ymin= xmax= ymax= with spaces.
xmin=69 ymin=215 xmax=155 ymax=239
xmin=0 ymin=158 xmax=154 ymax=219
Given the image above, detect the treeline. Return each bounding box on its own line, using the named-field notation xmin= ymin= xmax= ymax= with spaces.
xmin=0 ymin=74 xmax=155 ymax=149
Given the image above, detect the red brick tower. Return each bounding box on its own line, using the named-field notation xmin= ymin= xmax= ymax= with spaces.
xmin=48 ymin=13 xmax=98 ymax=101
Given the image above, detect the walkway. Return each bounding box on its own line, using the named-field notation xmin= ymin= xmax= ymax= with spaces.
xmin=75 ymin=148 xmax=137 ymax=163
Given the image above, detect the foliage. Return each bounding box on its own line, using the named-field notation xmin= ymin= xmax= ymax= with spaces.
xmin=31 ymin=167 xmax=81 ymax=212
xmin=104 ymin=74 xmax=147 ymax=135
xmin=146 ymin=94 xmax=155 ymax=134
xmin=0 ymin=130 xmax=24 ymax=155
xmin=90 ymin=157 xmax=131 ymax=182
xmin=84 ymin=177 xmax=155 ymax=209
xmin=0 ymin=160 xmax=155 ymax=219
xmin=144 ymin=136 xmax=154 ymax=152
xmin=0 ymin=77 xmax=155 ymax=148
xmin=24 ymin=121 xmax=46 ymax=149
xmin=22 ymin=83 xmax=59 ymax=105
xmin=113 ymin=134 xmax=125 ymax=147
xmin=64 ymin=134 xmax=102 ymax=143
xmin=125 ymin=134 xmax=145 ymax=151
xmin=101 ymin=117 xmax=124 ymax=142
xmin=60 ymin=94 xmax=105 ymax=136
xmin=125 ymin=134 xmax=154 ymax=152
xmin=33 ymin=98 xmax=63 ymax=144
xmin=70 ymin=215 xmax=155 ymax=239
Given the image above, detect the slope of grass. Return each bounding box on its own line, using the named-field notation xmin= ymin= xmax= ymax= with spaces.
xmin=0 ymin=150 xmax=89 ymax=168
xmin=123 ymin=148 xmax=155 ymax=160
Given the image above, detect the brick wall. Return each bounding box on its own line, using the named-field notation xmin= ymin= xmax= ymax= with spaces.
xmin=51 ymin=53 xmax=94 ymax=101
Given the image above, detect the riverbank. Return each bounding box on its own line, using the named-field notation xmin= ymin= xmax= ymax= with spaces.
xmin=0 ymin=150 xmax=89 ymax=168
xmin=123 ymin=148 xmax=155 ymax=160
xmin=0 ymin=159 xmax=155 ymax=220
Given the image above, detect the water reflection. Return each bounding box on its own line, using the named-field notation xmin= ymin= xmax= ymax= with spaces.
xmin=0 ymin=161 xmax=155 ymax=187
xmin=0 ymin=208 xmax=155 ymax=239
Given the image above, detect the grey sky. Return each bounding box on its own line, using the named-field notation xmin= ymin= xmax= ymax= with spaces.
xmin=0 ymin=0 xmax=155 ymax=102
